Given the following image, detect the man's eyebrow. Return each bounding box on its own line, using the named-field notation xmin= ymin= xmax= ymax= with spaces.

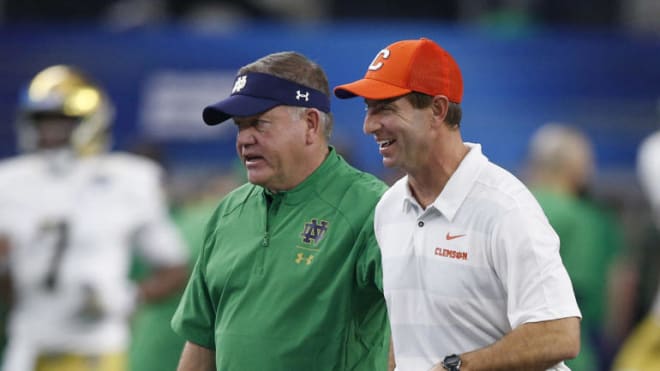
xmin=365 ymin=96 xmax=403 ymax=107
xmin=234 ymin=115 xmax=261 ymax=125
xmin=366 ymin=100 xmax=398 ymax=112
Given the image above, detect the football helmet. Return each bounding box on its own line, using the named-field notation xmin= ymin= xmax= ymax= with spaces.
xmin=16 ymin=65 xmax=115 ymax=156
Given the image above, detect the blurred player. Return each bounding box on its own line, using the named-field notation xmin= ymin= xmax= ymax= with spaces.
xmin=612 ymin=129 xmax=660 ymax=371
xmin=526 ymin=123 xmax=629 ymax=370
xmin=0 ymin=65 xmax=188 ymax=371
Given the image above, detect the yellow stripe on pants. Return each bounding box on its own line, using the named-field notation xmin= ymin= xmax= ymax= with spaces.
xmin=36 ymin=352 xmax=127 ymax=371
xmin=612 ymin=315 xmax=660 ymax=371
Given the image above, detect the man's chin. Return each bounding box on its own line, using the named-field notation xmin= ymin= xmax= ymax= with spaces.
xmin=382 ymin=157 xmax=397 ymax=168
xmin=247 ymin=172 xmax=269 ymax=187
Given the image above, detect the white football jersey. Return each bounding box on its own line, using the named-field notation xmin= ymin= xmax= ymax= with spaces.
xmin=637 ymin=131 xmax=660 ymax=316
xmin=0 ymin=151 xmax=187 ymax=369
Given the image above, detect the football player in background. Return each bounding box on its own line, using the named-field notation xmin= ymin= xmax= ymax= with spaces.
xmin=612 ymin=129 xmax=660 ymax=371
xmin=525 ymin=123 xmax=632 ymax=371
xmin=0 ymin=65 xmax=189 ymax=371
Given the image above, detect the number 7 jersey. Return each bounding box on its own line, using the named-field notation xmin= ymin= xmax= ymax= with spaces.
xmin=0 ymin=152 xmax=187 ymax=356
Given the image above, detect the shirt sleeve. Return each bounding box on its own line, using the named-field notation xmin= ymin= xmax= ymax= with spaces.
xmin=491 ymin=204 xmax=582 ymax=328
xmin=171 ymin=243 xmax=216 ymax=349
xmin=355 ymin=208 xmax=384 ymax=293
xmin=0 ymin=198 xmax=13 ymax=237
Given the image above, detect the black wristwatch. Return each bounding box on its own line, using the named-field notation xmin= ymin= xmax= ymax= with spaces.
xmin=442 ymin=354 xmax=462 ymax=371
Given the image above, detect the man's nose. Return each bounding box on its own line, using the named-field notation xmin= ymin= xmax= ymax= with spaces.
xmin=363 ymin=114 xmax=381 ymax=135
xmin=236 ymin=126 xmax=256 ymax=145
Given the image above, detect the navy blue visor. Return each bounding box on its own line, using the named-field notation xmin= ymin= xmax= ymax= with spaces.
xmin=203 ymin=72 xmax=331 ymax=125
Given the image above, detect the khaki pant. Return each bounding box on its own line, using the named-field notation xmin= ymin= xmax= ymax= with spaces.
xmin=36 ymin=352 xmax=126 ymax=371
xmin=612 ymin=315 xmax=660 ymax=371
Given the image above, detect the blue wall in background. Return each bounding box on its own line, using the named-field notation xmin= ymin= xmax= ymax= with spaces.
xmin=1 ymin=22 xmax=659 ymax=178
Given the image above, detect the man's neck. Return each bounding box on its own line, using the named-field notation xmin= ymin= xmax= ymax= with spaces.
xmin=407 ymin=143 xmax=469 ymax=209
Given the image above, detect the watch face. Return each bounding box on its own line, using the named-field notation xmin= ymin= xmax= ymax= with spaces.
xmin=443 ymin=354 xmax=461 ymax=370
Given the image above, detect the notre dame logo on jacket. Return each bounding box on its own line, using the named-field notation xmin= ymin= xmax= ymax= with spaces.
xmin=295 ymin=219 xmax=329 ymax=265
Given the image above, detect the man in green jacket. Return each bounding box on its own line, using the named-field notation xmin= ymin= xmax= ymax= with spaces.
xmin=171 ymin=51 xmax=390 ymax=370
xmin=526 ymin=123 xmax=628 ymax=371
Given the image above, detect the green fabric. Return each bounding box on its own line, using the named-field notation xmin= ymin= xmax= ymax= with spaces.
xmin=172 ymin=148 xmax=390 ymax=370
xmin=128 ymin=201 xmax=216 ymax=371
xmin=533 ymin=189 xmax=623 ymax=371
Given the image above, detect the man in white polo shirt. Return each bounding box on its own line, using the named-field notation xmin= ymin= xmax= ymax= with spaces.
xmin=334 ymin=38 xmax=581 ymax=371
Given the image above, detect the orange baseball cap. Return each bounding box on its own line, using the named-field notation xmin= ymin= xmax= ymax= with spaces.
xmin=334 ymin=38 xmax=463 ymax=103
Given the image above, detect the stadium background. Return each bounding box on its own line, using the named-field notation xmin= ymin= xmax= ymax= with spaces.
xmin=0 ymin=1 xmax=659 ymax=193
xmin=0 ymin=1 xmax=659 ymax=370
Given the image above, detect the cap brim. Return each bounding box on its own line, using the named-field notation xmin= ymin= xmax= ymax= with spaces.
xmin=202 ymin=95 xmax=282 ymax=125
xmin=334 ymin=78 xmax=411 ymax=100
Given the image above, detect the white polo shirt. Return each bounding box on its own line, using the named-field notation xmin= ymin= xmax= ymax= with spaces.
xmin=375 ymin=143 xmax=581 ymax=371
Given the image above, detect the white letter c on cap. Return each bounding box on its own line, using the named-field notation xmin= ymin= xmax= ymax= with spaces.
xmin=368 ymin=48 xmax=390 ymax=71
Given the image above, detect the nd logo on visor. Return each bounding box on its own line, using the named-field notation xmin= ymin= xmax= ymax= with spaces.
xmin=232 ymin=75 xmax=247 ymax=93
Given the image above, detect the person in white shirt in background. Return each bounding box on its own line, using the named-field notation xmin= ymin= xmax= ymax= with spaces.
xmin=612 ymin=130 xmax=660 ymax=371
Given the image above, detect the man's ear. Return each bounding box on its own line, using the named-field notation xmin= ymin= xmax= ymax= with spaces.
xmin=431 ymin=95 xmax=449 ymax=123
xmin=304 ymin=108 xmax=321 ymax=144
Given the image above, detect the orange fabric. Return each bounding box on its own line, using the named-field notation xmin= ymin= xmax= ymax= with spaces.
xmin=334 ymin=38 xmax=463 ymax=103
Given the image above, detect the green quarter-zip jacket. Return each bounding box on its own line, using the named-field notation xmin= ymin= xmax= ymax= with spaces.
xmin=172 ymin=147 xmax=390 ymax=370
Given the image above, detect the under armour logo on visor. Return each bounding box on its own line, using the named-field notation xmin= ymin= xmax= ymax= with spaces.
xmin=296 ymin=90 xmax=309 ymax=101
xmin=232 ymin=75 xmax=247 ymax=93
